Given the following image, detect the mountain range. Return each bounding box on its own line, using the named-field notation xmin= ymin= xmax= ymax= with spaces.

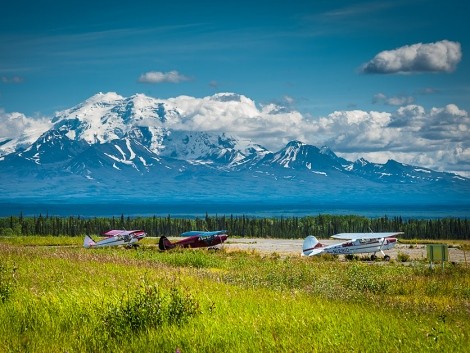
xmin=1 ymin=92 xmax=469 ymax=208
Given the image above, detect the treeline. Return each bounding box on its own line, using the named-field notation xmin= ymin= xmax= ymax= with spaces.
xmin=0 ymin=214 xmax=469 ymax=240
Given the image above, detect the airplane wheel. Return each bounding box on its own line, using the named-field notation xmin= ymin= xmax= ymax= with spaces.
xmin=384 ymin=255 xmax=391 ymax=262
xmin=370 ymin=254 xmax=377 ymax=261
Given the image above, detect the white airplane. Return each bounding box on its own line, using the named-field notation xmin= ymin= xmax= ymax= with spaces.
xmin=302 ymin=232 xmax=403 ymax=261
xmin=83 ymin=229 xmax=147 ymax=248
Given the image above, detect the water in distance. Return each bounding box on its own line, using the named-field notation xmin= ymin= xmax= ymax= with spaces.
xmin=0 ymin=201 xmax=469 ymax=219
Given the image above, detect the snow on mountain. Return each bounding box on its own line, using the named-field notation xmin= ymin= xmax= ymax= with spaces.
xmin=260 ymin=140 xmax=346 ymax=174
xmin=46 ymin=92 xmax=263 ymax=165
xmin=52 ymin=92 xmax=168 ymax=146
xmin=158 ymin=129 xmax=271 ymax=169
xmin=0 ymin=92 xmax=468 ymax=204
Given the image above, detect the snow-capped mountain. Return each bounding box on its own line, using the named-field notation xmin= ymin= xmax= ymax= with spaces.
xmin=0 ymin=92 xmax=468 ymax=204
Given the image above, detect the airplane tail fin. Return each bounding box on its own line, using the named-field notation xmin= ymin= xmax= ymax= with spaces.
xmin=83 ymin=235 xmax=96 ymax=248
xmin=158 ymin=236 xmax=175 ymax=250
xmin=302 ymin=235 xmax=324 ymax=256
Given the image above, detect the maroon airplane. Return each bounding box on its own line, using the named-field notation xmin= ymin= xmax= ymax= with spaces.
xmin=158 ymin=230 xmax=228 ymax=250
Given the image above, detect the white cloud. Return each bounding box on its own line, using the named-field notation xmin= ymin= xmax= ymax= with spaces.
xmin=314 ymin=110 xmax=397 ymax=152
xmin=138 ymin=70 xmax=190 ymax=83
xmin=412 ymin=104 xmax=469 ymax=142
xmin=160 ymin=93 xmax=315 ymax=150
xmin=321 ymin=104 xmax=470 ymax=176
xmin=0 ymin=109 xmax=52 ymax=155
xmin=361 ymin=40 xmax=462 ymax=74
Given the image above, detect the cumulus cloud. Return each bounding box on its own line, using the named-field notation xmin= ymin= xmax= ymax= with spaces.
xmin=322 ymin=104 xmax=470 ymax=176
xmin=361 ymin=40 xmax=462 ymax=74
xmin=138 ymin=70 xmax=190 ymax=83
xmin=403 ymin=104 xmax=469 ymax=142
xmin=161 ymin=93 xmax=315 ymax=150
xmin=314 ymin=110 xmax=398 ymax=153
xmin=0 ymin=109 xmax=52 ymax=155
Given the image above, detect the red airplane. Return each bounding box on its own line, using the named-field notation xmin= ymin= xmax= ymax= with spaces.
xmin=158 ymin=230 xmax=228 ymax=250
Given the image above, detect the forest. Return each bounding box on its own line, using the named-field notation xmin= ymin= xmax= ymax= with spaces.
xmin=0 ymin=213 xmax=469 ymax=239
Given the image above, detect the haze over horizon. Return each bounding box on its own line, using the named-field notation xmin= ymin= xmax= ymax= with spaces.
xmin=1 ymin=0 xmax=469 ymax=177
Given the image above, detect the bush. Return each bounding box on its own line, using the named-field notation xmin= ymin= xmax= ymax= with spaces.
xmin=0 ymin=263 xmax=15 ymax=303
xmin=102 ymin=283 xmax=200 ymax=338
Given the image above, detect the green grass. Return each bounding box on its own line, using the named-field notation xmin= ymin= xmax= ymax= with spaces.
xmin=0 ymin=235 xmax=83 ymax=246
xmin=0 ymin=238 xmax=469 ymax=352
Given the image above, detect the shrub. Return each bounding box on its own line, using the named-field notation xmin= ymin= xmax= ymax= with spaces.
xmin=0 ymin=263 xmax=15 ymax=303
xmin=167 ymin=287 xmax=200 ymax=325
xmin=102 ymin=283 xmax=200 ymax=338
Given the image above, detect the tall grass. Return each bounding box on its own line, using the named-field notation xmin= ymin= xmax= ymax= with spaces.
xmin=0 ymin=238 xmax=469 ymax=352
xmin=0 ymin=235 xmax=82 ymax=246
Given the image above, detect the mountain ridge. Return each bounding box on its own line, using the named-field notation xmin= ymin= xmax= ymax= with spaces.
xmin=0 ymin=92 xmax=468 ymax=205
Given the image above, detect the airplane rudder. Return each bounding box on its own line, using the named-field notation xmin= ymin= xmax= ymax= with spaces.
xmin=159 ymin=236 xmax=174 ymax=250
xmin=302 ymin=235 xmax=319 ymax=256
xmin=158 ymin=236 xmax=166 ymax=250
xmin=83 ymin=235 xmax=96 ymax=248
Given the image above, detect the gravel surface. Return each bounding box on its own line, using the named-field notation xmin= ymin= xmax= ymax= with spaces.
xmin=224 ymin=238 xmax=469 ymax=263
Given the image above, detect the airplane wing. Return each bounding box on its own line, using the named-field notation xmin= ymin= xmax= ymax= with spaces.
xmin=331 ymin=232 xmax=403 ymax=240
xmin=102 ymin=230 xmax=128 ymax=236
xmin=103 ymin=230 xmax=145 ymax=236
xmin=180 ymin=230 xmax=227 ymax=237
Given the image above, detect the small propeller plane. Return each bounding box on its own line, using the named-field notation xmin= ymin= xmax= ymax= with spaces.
xmin=302 ymin=232 xmax=403 ymax=261
xmin=83 ymin=229 xmax=147 ymax=248
xmin=158 ymin=230 xmax=228 ymax=250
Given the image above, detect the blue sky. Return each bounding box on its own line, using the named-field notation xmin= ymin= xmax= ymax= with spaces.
xmin=1 ymin=0 xmax=469 ymax=175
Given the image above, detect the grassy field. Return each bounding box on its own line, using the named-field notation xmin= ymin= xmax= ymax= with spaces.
xmin=1 ymin=237 xmax=469 ymax=352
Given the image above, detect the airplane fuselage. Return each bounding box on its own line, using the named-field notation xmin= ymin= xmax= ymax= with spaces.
xmin=323 ymin=237 xmax=397 ymax=255
xmin=159 ymin=233 xmax=228 ymax=250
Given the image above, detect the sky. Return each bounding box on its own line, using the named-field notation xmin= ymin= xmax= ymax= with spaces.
xmin=1 ymin=0 xmax=469 ymax=176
